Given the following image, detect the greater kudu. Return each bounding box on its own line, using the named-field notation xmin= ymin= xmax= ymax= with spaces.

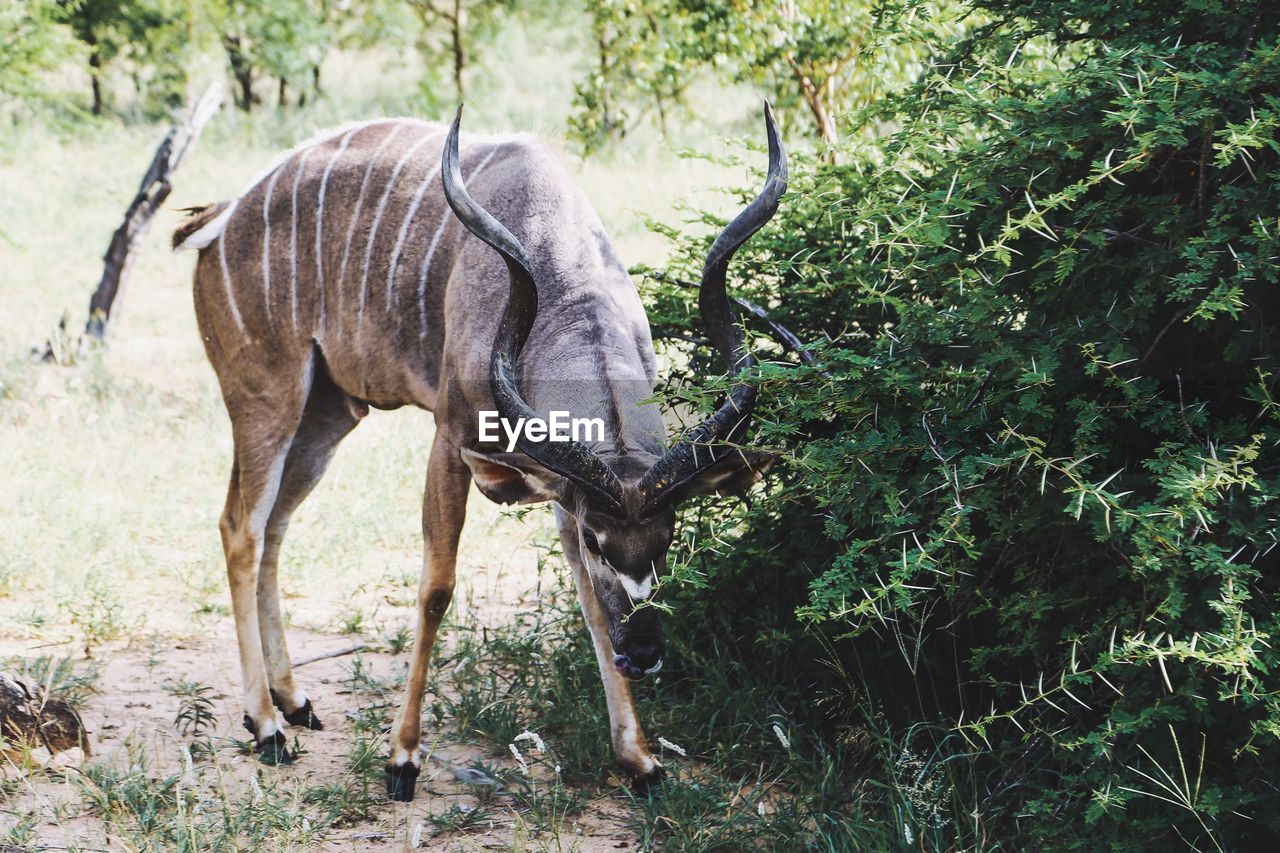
xmin=175 ymin=104 xmax=786 ymax=800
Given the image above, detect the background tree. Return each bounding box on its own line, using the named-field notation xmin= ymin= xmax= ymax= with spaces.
xmin=54 ymin=0 xmax=190 ymax=115
xmin=0 ymin=0 xmax=74 ymax=106
xmin=570 ymin=0 xmax=697 ymax=154
xmin=572 ymin=0 xmax=966 ymax=154
xmin=312 ymin=0 xmax=417 ymax=96
xmin=689 ymin=0 xmax=965 ymax=148
xmin=407 ymin=0 xmax=515 ymax=102
xmin=209 ymin=0 xmax=329 ymax=110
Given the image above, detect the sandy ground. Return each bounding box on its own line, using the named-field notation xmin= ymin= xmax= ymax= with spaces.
xmin=0 ymin=550 xmax=647 ymax=851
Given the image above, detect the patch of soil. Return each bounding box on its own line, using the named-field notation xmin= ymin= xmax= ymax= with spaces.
xmin=2 ymin=622 xmax=643 ymax=851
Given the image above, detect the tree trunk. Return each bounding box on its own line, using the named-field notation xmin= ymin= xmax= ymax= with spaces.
xmin=452 ymin=0 xmax=466 ymax=99
xmin=808 ymin=93 xmax=837 ymax=149
xmin=788 ymin=59 xmax=838 ymax=163
xmin=278 ymin=77 xmax=289 ymax=108
xmin=88 ymin=40 xmax=104 ymax=116
xmin=223 ymin=35 xmax=256 ymax=111
xmin=597 ymin=31 xmax=620 ymax=139
xmin=312 ymin=62 xmax=322 ymax=96
xmin=80 ymin=85 xmax=224 ymax=343
xmin=237 ymin=71 xmax=254 ymax=111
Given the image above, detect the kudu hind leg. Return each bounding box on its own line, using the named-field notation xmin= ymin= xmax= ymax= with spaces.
xmin=385 ymin=435 xmax=470 ymax=801
xmin=257 ymin=376 xmax=360 ymax=730
xmin=556 ymin=507 xmax=662 ymax=787
xmin=220 ymin=425 xmax=302 ymax=758
xmin=220 ymin=378 xmax=310 ymax=763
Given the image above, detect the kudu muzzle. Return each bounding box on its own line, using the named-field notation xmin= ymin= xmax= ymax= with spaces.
xmin=613 ymin=605 xmax=663 ymax=679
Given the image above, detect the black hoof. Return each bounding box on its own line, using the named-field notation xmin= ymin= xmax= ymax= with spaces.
xmin=385 ymin=762 xmax=419 ymax=802
xmin=632 ymin=764 xmax=666 ymax=797
xmin=271 ymin=690 xmax=324 ymax=730
xmin=256 ymin=731 xmax=292 ymax=766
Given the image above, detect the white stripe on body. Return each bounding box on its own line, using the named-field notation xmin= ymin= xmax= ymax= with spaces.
xmin=416 ymin=145 xmax=504 ymax=339
xmin=289 ymin=146 xmax=318 ymax=330
xmin=314 ymin=127 xmax=362 ymax=331
xmin=176 ymin=119 xmax=436 ymax=252
xmin=357 ymin=131 xmax=444 ymax=323
xmin=385 ymin=162 xmax=445 ymax=310
xmin=187 ymin=121 xmax=408 ymax=255
xmin=217 ymin=231 xmax=247 ymax=333
xmin=243 ymin=119 xmax=420 ymax=213
xmin=337 ymin=125 xmax=407 ymax=318
xmin=260 ymin=165 xmax=287 ymax=320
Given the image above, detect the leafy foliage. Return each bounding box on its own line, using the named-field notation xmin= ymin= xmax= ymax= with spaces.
xmin=54 ymin=0 xmax=192 ymax=115
xmin=0 ymin=0 xmax=75 ymax=106
xmin=408 ymin=0 xmax=516 ymax=103
xmin=4 ymin=654 xmax=100 ymax=707
xmin=207 ymin=0 xmax=333 ymax=109
xmin=648 ymin=0 xmax=1280 ymax=846
xmin=570 ymin=0 xmax=699 ymax=153
xmin=167 ymin=679 xmax=216 ymax=738
xmin=571 ymin=0 xmax=969 ymax=152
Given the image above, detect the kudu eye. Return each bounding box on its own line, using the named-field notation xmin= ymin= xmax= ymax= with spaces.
xmin=582 ymin=528 xmax=602 ymax=556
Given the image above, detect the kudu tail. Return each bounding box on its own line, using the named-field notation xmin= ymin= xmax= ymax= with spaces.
xmin=172 ymin=201 xmax=233 ymax=251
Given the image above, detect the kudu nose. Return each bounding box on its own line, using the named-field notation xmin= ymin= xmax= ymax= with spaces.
xmin=614 ymin=638 xmax=663 ymax=680
xmin=613 ymin=654 xmax=644 ymax=680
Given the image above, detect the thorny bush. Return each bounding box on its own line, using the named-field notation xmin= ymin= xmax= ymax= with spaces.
xmin=644 ymin=0 xmax=1280 ymax=846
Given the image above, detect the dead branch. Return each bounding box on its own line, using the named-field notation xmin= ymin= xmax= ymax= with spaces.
xmin=35 ymin=84 xmax=222 ymax=363
xmin=83 ymin=83 xmax=223 ymax=341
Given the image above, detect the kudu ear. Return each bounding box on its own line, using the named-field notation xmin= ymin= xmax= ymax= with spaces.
xmin=460 ymin=448 xmax=565 ymax=505
xmin=667 ymin=449 xmax=777 ymax=504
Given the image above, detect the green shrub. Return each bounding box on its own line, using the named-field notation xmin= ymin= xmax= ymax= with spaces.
xmin=647 ymin=0 xmax=1280 ymax=846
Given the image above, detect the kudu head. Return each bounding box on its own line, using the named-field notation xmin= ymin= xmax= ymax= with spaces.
xmin=443 ymin=104 xmax=787 ymax=680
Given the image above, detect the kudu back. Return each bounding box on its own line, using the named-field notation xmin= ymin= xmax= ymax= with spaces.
xmin=177 ymin=105 xmax=786 ymax=800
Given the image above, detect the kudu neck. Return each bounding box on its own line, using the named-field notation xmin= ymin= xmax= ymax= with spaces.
xmin=511 ymin=227 xmax=667 ymax=462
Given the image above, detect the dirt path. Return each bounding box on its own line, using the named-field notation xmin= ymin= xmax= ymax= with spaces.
xmin=5 ymin=621 xmax=642 ymax=850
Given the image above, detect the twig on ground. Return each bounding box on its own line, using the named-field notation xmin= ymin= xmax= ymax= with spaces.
xmin=292 ymin=644 xmax=369 ymax=668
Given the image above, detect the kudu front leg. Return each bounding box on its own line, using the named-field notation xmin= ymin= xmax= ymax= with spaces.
xmin=557 ymin=508 xmax=663 ymax=788
xmin=385 ymin=436 xmax=470 ymax=801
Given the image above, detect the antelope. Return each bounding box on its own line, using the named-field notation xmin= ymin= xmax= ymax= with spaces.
xmin=174 ymin=104 xmax=786 ymax=801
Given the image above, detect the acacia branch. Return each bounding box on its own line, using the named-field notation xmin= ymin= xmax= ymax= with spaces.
xmin=658 ymin=274 xmax=825 ymax=373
